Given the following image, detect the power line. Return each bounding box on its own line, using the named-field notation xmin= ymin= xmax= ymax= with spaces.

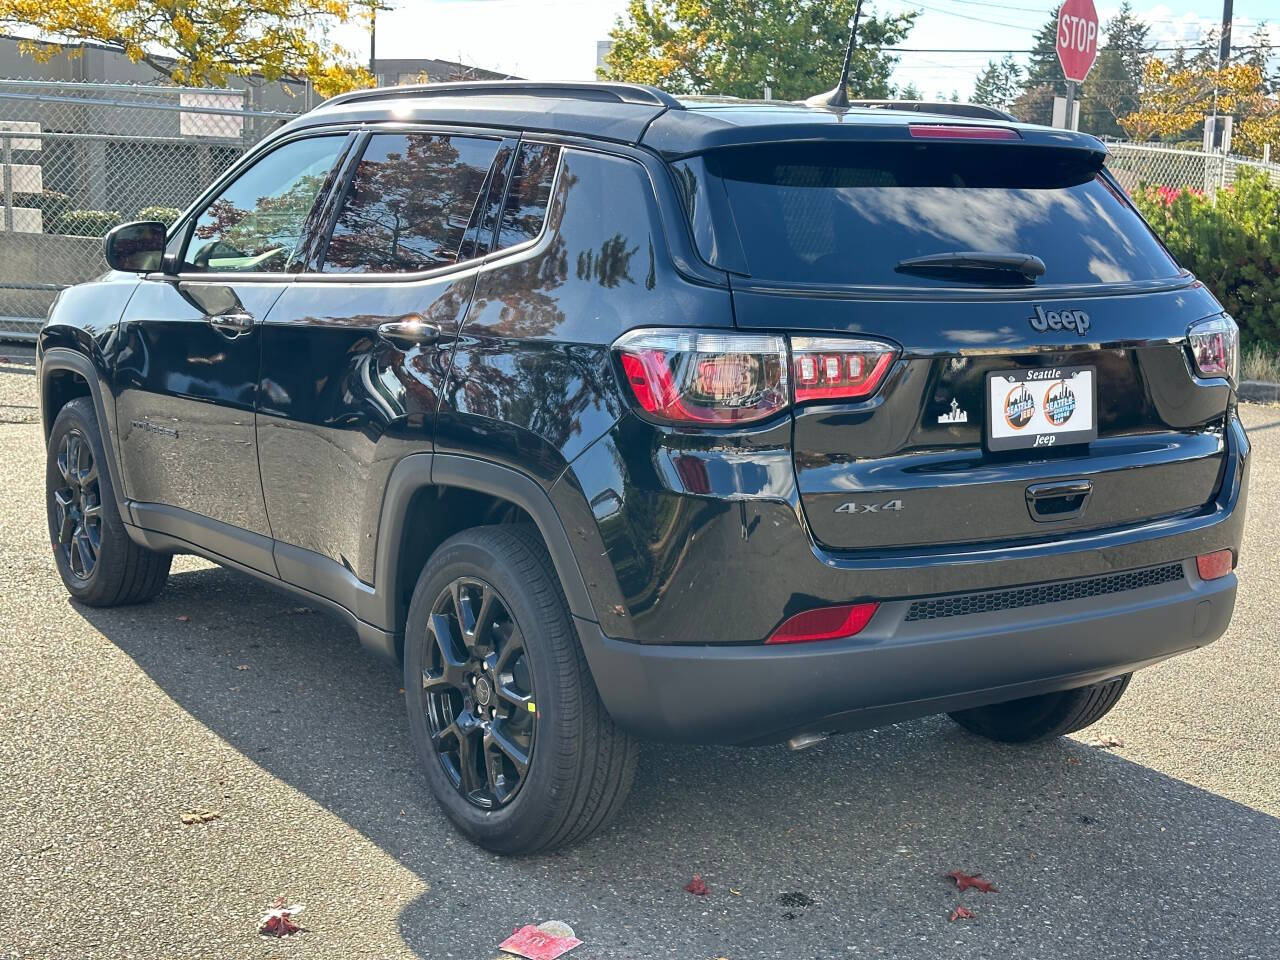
xmin=869 ymin=44 xmax=1280 ymax=53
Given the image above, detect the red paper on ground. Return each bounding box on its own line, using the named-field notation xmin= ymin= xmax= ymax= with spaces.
xmin=499 ymin=925 xmax=583 ymax=960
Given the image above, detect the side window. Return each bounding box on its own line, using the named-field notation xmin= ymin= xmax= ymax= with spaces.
xmin=496 ymin=143 xmax=561 ymax=250
xmin=183 ymin=136 xmax=345 ymax=273
xmin=322 ymin=133 xmax=500 ymax=274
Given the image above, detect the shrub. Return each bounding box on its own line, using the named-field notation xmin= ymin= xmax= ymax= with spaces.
xmin=137 ymin=206 xmax=182 ymax=227
xmin=52 ymin=209 xmax=123 ymax=238
xmin=1131 ymin=169 xmax=1280 ymax=347
xmin=13 ymin=189 xmax=72 ymax=225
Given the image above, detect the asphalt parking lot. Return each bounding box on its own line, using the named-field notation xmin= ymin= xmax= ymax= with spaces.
xmin=2 ymin=348 xmax=1278 ymax=960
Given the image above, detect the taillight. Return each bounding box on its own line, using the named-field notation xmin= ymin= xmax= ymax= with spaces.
xmin=614 ymin=330 xmax=898 ymax=425
xmin=791 ymin=337 xmax=896 ymax=403
xmin=614 ymin=330 xmax=789 ymax=426
xmin=766 ymin=602 xmax=879 ymax=644
xmin=1187 ymin=315 xmax=1238 ymax=383
xmin=1196 ymin=550 xmax=1233 ymax=581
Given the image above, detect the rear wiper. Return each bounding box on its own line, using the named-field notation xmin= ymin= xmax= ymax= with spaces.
xmin=895 ymin=251 xmax=1046 ymax=283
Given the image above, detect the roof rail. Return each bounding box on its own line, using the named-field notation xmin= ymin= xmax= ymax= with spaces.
xmin=320 ymin=80 xmax=684 ymax=112
xmin=847 ymin=100 xmax=1017 ymax=122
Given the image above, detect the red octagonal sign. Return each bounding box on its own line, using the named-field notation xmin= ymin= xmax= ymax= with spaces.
xmin=1056 ymin=0 xmax=1100 ymax=84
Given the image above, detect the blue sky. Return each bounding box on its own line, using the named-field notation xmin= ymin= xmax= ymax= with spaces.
xmin=341 ymin=0 xmax=1277 ymax=100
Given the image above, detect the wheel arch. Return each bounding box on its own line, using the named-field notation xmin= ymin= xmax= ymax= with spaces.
xmin=39 ymin=347 xmax=130 ymax=518
xmin=372 ymin=454 xmax=600 ymax=647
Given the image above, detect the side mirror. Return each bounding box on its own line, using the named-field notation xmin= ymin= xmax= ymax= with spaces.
xmin=103 ymin=221 xmax=167 ymax=273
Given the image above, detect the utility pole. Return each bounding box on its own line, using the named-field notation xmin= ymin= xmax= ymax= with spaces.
xmin=1218 ymin=0 xmax=1233 ymax=69
xmin=1210 ymin=0 xmax=1234 ymax=149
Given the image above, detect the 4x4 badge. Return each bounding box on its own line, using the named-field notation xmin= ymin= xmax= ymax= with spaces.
xmin=1029 ymin=305 xmax=1091 ymax=336
xmin=835 ymin=499 xmax=904 ymax=515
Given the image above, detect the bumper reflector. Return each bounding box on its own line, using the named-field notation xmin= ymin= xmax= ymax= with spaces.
xmin=766 ymin=602 xmax=879 ymax=645
xmin=1196 ymin=550 xmax=1234 ymax=581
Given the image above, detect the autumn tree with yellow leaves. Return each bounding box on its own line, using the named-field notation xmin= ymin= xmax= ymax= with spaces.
xmin=0 ymin=0 xmax=373 ymax=96
xmin=1123 ymin=60 xmax=1280 ymax=159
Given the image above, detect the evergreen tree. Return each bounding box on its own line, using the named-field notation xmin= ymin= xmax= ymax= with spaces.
xmin=973 ymin=54 xmax=1023 ymax=110
xmin=1084 ymin=2 xmax=1152 ymax=138
xmin=1023 ymin=14 xmax=1065 ymax=97
xmin=898 ymin=80 xmax=922 ymax=100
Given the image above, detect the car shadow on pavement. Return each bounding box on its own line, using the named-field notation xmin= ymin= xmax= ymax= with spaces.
xmin=81 ymin=564 xmax=1280 ymax=959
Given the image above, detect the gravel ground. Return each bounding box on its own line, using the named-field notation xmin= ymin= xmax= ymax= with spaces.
xmin=2 ymin=351 xmax=1278 ymax=960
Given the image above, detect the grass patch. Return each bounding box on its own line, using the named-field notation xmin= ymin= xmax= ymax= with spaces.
xmin=1241 ymin=343 xmax=1280 ymax=382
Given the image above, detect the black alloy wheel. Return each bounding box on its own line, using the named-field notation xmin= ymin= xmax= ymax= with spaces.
xmin=421 ymin=577 xmax=537 ymax=809
xmin=51 ymin=427 xmax=103 ymax=581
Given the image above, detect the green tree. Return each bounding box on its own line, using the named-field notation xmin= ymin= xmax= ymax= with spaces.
xmin=599 ymin=0 xmax=918 ymax=101
xmin=1023 ymin=14 xmax=1065 ymax=96
xmin=972 ymin=54 xmax=1023 ymax=110
xmin=1084 ymin=2 xmax=1152 ymax=138
xmin=898 ymin=81 xmax=922 ymax=100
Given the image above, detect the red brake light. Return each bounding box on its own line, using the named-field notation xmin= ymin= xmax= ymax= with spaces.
xmin=790 ymin=337 xmax=897 ymax=403
xmin=909 ymin=125 xmax=1020 ymax=140
xmin=615 ymin=330 xmax=789 ymax=426
xmin=766 ymin=602 xmax=879 ymax=644
xmin=1196 ymin=550 xmax=1233 ymax=581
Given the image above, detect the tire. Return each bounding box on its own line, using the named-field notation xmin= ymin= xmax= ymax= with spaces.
xmin=46 ymin=397 xmax=171 ymax=606
xmin=403 ymin=524 xmax=638 ymax=854
xmin=948 ymin=674 xmax=1132 ymax=744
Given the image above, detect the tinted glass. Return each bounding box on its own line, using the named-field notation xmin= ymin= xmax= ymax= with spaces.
xmin=184 ymin=136 xmax=344 ymax=273
xmin=458 ymin=142 xmax=515 ymax=262
xmin=707 ymin=142 xmax=1181 ymax=287
xmin=497 ymin=143 xmax=561 ymax=250
xmin=323 ymin=133 xmax=499 ymax=273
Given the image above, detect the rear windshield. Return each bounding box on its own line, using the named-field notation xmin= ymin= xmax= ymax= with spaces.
xmin=694 ymin=142 xmax=1180 ymax=287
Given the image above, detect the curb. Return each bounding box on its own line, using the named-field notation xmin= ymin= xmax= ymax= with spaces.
xmin=1240 ymin=380 xmax=1280 ymax=404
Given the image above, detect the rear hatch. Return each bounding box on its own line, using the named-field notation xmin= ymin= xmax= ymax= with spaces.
xmin=681 ymin=131 xmax=1234 ymax=552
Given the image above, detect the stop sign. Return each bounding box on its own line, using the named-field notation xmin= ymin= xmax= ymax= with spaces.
xmin=1056 ymin=0 xmax=1100 ymax=84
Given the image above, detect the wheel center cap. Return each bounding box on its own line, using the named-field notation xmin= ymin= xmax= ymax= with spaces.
xmin=474 ymin=675 xmax=493 ymax=707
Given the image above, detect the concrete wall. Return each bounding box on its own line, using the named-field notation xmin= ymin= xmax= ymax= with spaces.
xmin=0 ymin=230 xmax=104 ymax=323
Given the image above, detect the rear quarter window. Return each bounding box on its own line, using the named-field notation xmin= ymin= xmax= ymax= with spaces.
xmin=688 ymin=142 xmax=1181 ymax=288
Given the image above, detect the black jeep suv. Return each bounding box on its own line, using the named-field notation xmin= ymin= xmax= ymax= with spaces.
xmin=39 ymin=82 xmax=1248 ymax=854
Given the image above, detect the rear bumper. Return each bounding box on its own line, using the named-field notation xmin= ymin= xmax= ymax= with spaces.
xmin=577 ymin=562 xmax=1237 ymax=744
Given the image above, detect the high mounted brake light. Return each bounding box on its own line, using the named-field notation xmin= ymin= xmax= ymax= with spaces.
xmin=909 ymin=125 xmax=1021 ymax=140
xmin=614 ymin=330 xmax=898 ymax=426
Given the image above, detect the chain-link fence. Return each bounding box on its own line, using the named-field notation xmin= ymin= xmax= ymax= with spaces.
xmin=0 ymin=79 xmax=303 ymax=342
xmin=1105 ymin=140 xmax=1280 ymax=196
xmin=4 ymin=85 xmax=1280 ymax=344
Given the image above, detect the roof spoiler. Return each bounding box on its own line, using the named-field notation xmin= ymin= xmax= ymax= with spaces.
xmin=846 ymin=100 xmax=1018 ymax=122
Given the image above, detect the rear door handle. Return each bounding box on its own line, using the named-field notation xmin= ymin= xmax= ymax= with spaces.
xmin=208 ymin=311 xmax=254 ymax=336
xmin=1026 ymin=479 xmax=1093 ymax=521
xmin=378 ymin=316 xmax=442 ymax=349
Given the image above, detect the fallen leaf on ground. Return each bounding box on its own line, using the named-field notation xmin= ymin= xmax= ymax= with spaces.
xmin=236 ymin=664 xmax=249 ymax=671
xmin=179 ymin=808 xmax=220 ymax=825
xmin=258 ymin=898 xmax=303 ymax=937
xmin=949 ymin=906 xmax=975 ymax=922
xmin=947 ymin=871 xmax=997 ymax=894
xmin=684 ymin=875 xmax=709 ymax=896
xmin=498 ymin=923 xmax=582 ymax=959
xmin=176 ymin=615 xmax=190 ymax=622
xmin=729 ymin=888 xmax=742 ymax=896
xmin=1090 ymin=736 xmax=1125 ymax=748
xmin=1067 ymin=756 xmax=1082 ymax=765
